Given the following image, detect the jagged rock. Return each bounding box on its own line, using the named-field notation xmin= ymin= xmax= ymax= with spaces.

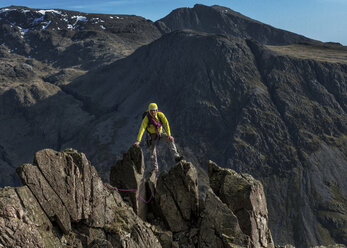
xmin=199 ymin=189 xmax=251 ymax=247
xmin=1 ymin=145 xmax=282 ymax=248
xmin=10 ymin=148 xmax=161 ymax=248
xmin=110 ymin=145 xmax=149 ymax=220
xmin=154 ymin=160 xmax=199 ymax=232
xmin=209 ymin=161 xmax=274 ymax=248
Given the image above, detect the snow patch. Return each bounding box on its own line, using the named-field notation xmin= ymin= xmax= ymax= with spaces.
xmin=18 ymin=26 xmax=30 ymax=38
xmin=36 ymin=10 xmax=62 ymax=15
xmin=42 ymin=21 xmax=51 ymax=30
xmin=0 ymin=8 xmax=17 ymax=13
xmin=72 ymin=16 xmax=87 ymax=22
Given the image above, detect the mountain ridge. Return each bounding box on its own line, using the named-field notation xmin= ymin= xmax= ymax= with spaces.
xmin=0 ymin=4 xmax=346 ymax=247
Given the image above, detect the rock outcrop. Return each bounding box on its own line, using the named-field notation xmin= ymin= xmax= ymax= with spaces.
xmin=209 ymin=161 xmax=274 ymax=248
xmin=110 ymin=145 xmax=273 ymax=248
xmin=1 ymin=148 xmax=161 ymax=247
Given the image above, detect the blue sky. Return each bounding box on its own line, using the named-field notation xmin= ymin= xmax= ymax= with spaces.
xmin=1 ymin=0 xmax=346 ymax=45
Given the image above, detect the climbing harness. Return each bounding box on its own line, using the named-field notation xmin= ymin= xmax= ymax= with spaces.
xmin=142 ymin=110 xmax=163 ymax=148
xmin=103 ymin=183 xmax=154 ymax=204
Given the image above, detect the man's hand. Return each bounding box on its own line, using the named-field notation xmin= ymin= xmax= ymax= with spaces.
xmin=134 ymin=141 xmax=140 ymax=146
xmin=168 ymin=136 xmax=174 ymax=142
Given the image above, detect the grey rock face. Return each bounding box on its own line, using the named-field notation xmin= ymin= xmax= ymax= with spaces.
xmin=209 ymin=161 xmax=274 ymax=248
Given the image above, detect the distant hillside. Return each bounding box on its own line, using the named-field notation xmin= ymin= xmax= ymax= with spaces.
xmin=0 ymin=6 xmax=161 ymax=70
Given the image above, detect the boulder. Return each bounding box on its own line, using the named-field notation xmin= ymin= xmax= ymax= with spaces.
xmin=110 ymin=145 xmax=149 ymax=220
xmin=209 ymin=161 xmax=275 ymax=248
xmin=154 ymin=160 xmax=199 ymax=232
xmin=199 ymin=189 xmax=251 ymax=247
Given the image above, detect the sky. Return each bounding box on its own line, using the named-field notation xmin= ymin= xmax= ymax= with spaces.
xmin=0 ymin=0 xmax=346 ymax=45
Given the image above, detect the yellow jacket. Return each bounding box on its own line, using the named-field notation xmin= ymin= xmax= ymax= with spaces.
xmin=136 ymin=108 xmax=171 ymax=142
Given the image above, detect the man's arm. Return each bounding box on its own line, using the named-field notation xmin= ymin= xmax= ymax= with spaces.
xmin=159 ymin=112 xmax=172 ymax=137
xmin=134 ymin=116 xmax=148 ymax=145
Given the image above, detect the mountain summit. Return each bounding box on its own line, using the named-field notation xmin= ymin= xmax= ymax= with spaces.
xmin=155 ymin=4 xmax=318 ymax=45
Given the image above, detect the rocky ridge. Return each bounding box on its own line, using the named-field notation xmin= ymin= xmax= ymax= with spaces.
xmin=0 ymin=146 xmax=275 ymax=248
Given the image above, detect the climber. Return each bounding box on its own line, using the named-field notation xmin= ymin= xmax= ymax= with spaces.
xmin=134 ymin=103 xmax=183 ymax=172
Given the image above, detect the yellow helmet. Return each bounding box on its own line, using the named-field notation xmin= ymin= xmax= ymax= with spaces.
xmin=148 ymin=103 xmax=158 ymax=111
